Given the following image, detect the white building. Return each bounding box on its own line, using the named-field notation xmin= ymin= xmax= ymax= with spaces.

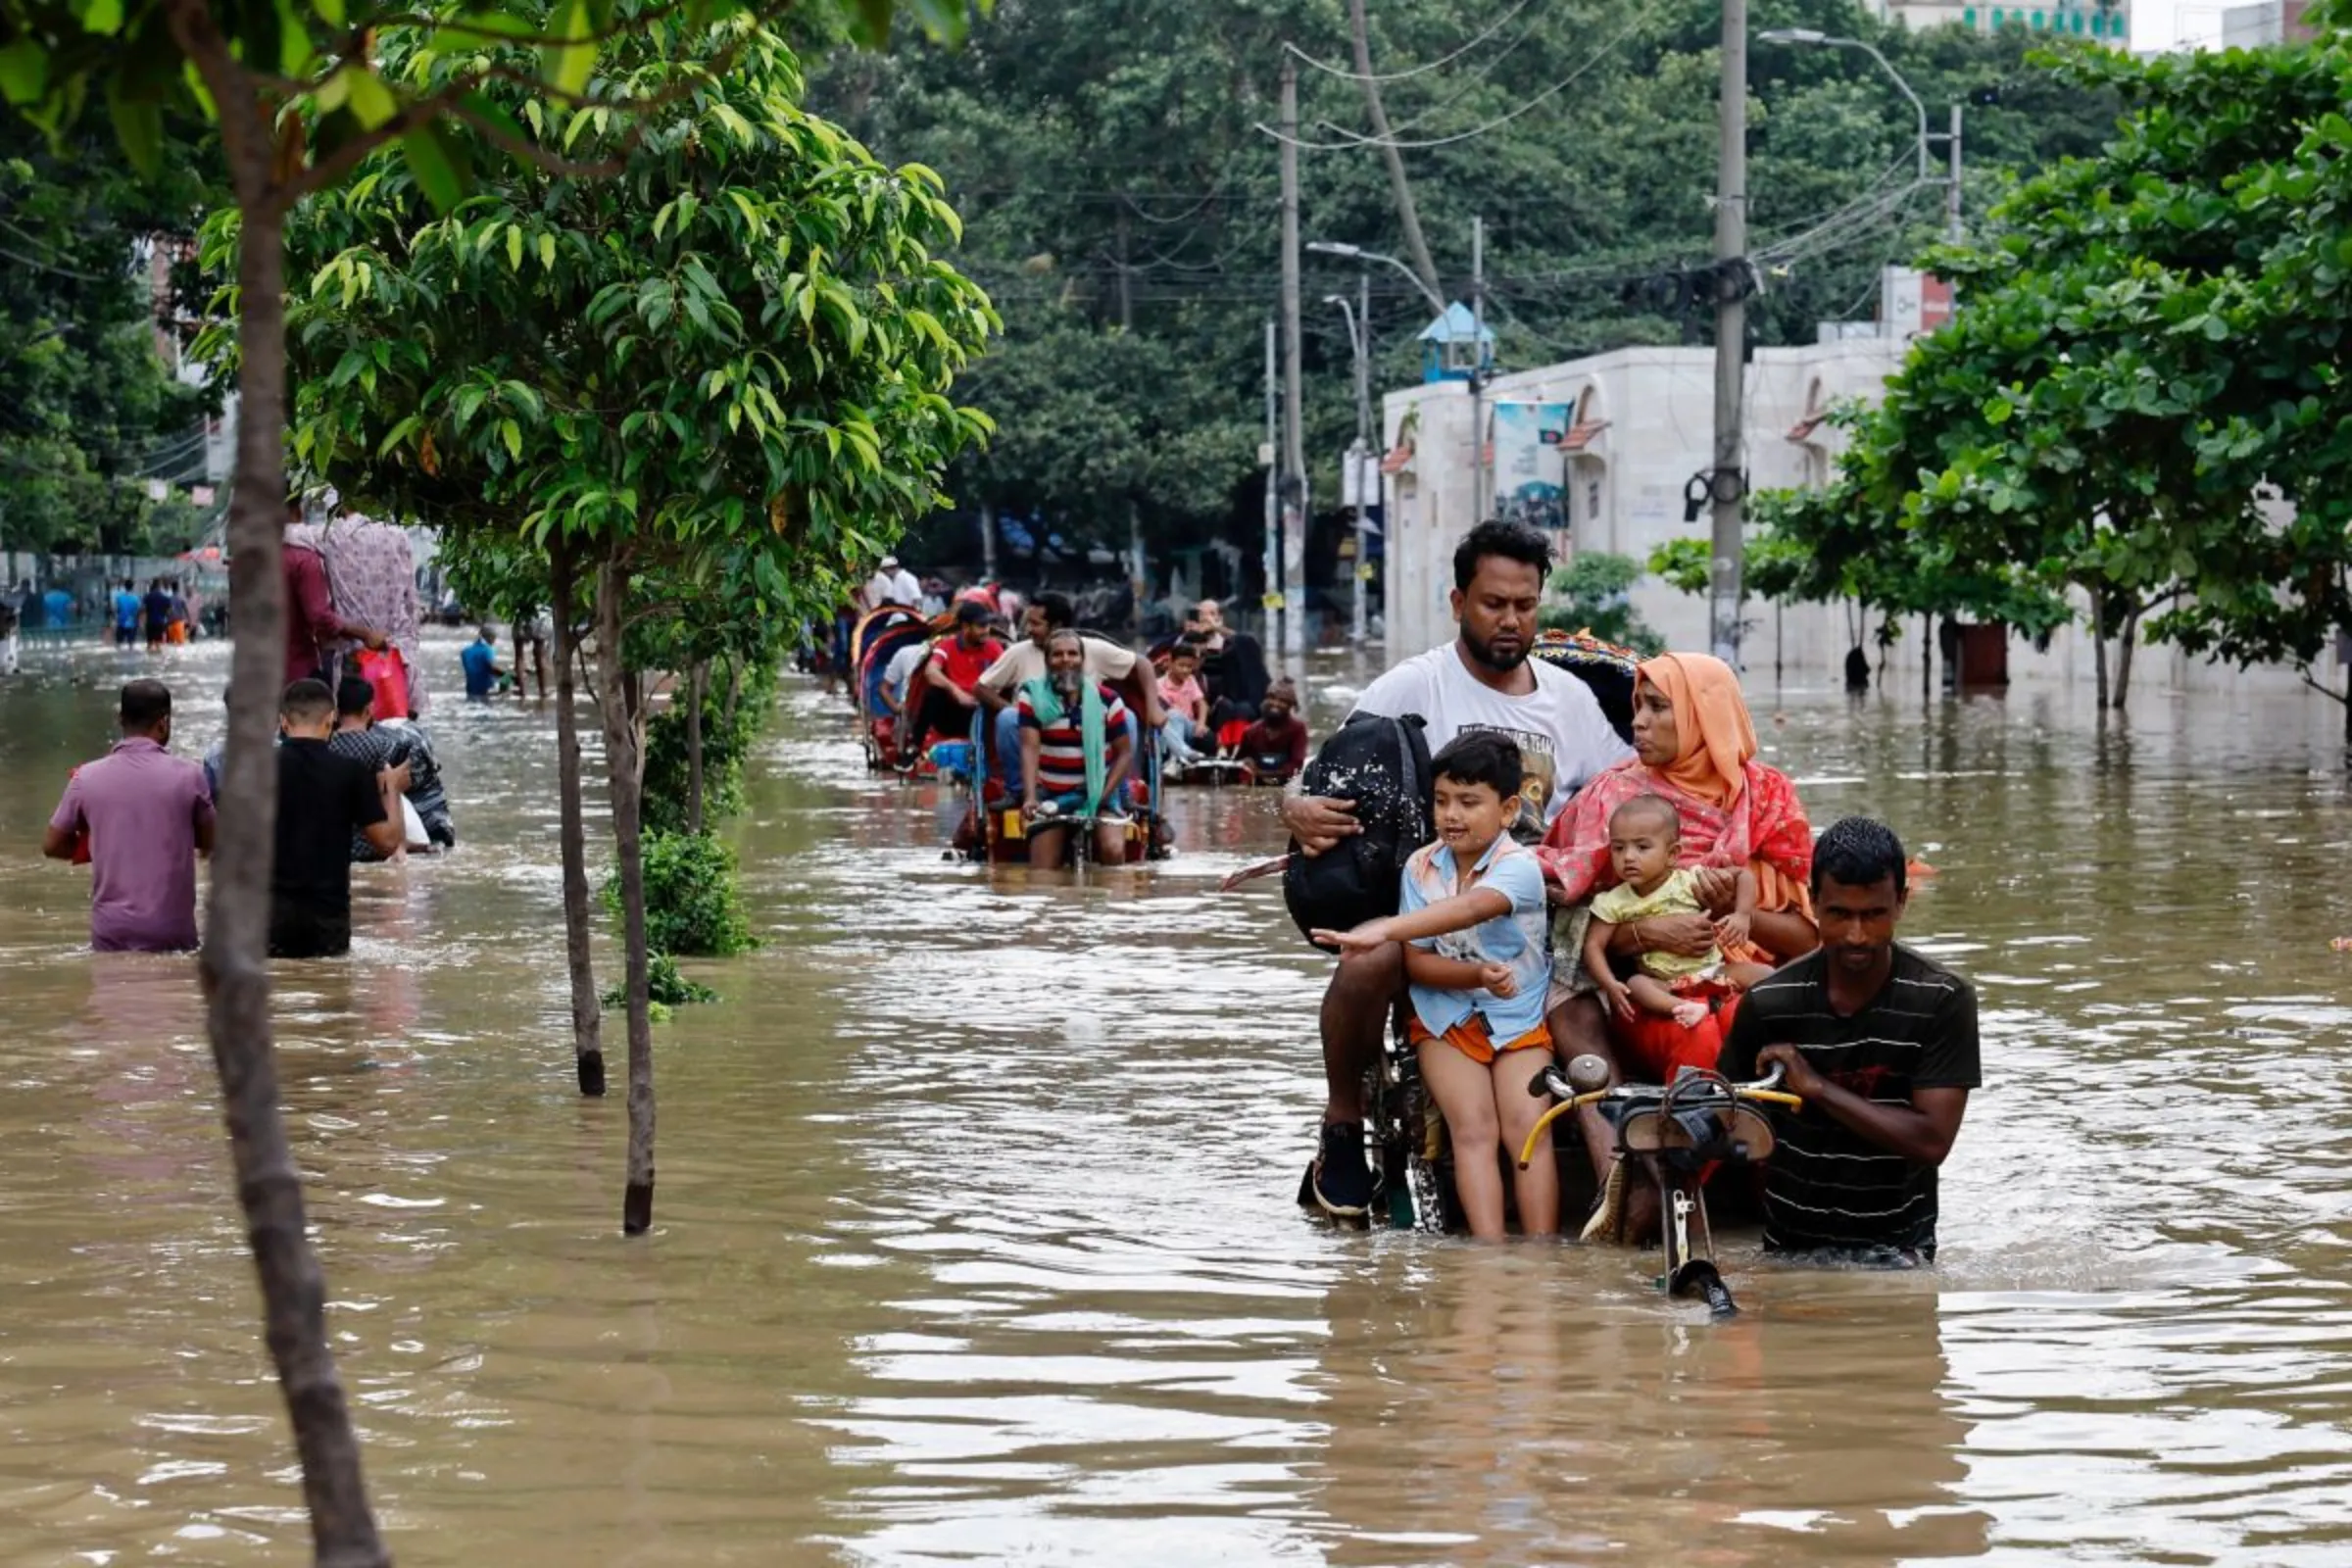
xmin=1378 ymin=330 xmax=2341 ymax=699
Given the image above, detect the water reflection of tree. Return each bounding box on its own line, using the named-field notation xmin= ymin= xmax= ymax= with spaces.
xmin=1306 ymin=1250 xmax=1990 ymax=1565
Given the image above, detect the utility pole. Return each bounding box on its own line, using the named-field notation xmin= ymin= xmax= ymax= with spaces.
xmin=1470 ymin=214 xmax=1487 ymax=522
xmin=1117 ymin=208 xmax=1146 ymax=630
xmin=1707 ymin=0 xmax=1749 ymax=668
xmin=1263 ymin=317 xmax=1279 ymax=634
xmin=1945 ymin=102 xmax=1964 ymax=243
xmin=1279 ymin=54 xmax=1307 ymax=660
xmin=1352 ymin=270 xmax=1372 ymax=646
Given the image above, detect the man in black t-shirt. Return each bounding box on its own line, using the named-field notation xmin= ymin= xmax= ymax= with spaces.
xmin=270 ymin=679 xmax=401 ymax=958
xmin=1719 ymin=816 xmax=1981 ymax=1262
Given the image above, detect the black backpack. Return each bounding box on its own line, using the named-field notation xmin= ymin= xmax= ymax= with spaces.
xmin=1282 ymin=712 xmax=1434 ymax=945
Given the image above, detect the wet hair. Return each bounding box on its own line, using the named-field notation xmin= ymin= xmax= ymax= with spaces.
xmin=1812 ymin=815 xmax=1907 ymax=897
xmin=119 ymin=679 xmax=172 ymax=731
xmin=1609 ymin=794 xmax=1680 ymax=840
xmin=954 ymin=598 xmax=991 ymax=626
xmin=1452 ymin=519 xmax=1553 ymax=593
xmin=280 ymin=678 xmax=334 ymax=726
xmin=336 ymin=676 xmax=377 ymax=718
xmin=1034 ymin=590 xmax=1076 ymax=630
xmin=1430 ymin=730 xmax=1522 ymax=799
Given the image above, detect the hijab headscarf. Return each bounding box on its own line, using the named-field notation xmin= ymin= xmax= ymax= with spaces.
xmin=1641 ymin=652 xmax=1756 ymax=809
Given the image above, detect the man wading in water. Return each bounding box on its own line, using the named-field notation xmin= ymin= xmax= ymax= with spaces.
xmin=1285 ymin=521 xmax=1631 ymax=1217
xmin=1717 ymin=816 xmax=1980 ymax=1264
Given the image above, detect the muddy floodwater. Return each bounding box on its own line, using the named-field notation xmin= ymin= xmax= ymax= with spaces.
xmin=4 ymin=631 xmax=2352 ymax=1567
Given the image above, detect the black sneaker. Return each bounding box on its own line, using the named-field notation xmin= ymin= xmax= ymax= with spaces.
xmin=1308 ymin=1122 xmax=1374 ymax=1217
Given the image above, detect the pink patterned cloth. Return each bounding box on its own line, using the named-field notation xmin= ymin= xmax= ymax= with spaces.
xmin=1537 ymin=758 xmax=1816 ymax=932
xmin=293 ymin=517 xmax=427 ymax=715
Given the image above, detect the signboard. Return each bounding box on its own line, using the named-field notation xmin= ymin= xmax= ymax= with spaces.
xmin=1492 ymin=402 xmax=1568 ymax=532
xmin=1339 ymin=444 xmax=1383 ymax=508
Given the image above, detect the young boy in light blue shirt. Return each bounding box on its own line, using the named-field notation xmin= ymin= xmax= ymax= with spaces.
xmin=1313 ymin=731 xmax=1558 ymax=1239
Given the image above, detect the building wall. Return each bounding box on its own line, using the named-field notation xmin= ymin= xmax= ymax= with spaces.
xmin=1379 ymin=341 xmax=2346 ymax=700
xmin=1885 ymin=1 xmax=2132 ymax=43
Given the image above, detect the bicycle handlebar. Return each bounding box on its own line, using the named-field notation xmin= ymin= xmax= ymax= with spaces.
xmin=1514 ymin=1063 xmax=1797 ymax=1171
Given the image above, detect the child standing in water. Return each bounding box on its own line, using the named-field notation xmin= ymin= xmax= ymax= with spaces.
xmin=1583 ymin=794 xmax=1772 ymax=1029
xmin=1313 ymin=732 xmax=1557 ymax=1239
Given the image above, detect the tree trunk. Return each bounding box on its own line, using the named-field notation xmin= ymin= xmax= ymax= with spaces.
xmin=2111 ymin=603 xmax=2140 ymax=710
xmin=593 ymin=552 xmax=657 ymax=1235
xmin=722 ymin=658 xmax=741 ymax=734
xmin=2091 ymin=613 xmax=2110 ymax=711
xmin=1348 ymin=0 xmax=1445 ymax=304
xmin=550 ymin=534 xmax=604 ymax=1097
xmin=197 ymin=147 xmax=388 ymax=1568
xmin=1920 ymin=612 xmax=1932 ymax=704
xmin=979 ymin=500 xmax=999 ymax=580
xmin=686 ymin=661 xmax=707 ymax=836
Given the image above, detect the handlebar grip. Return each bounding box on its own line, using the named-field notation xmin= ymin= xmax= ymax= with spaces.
xmin=1531 ymin=1068 xmax=1571 ymax=1100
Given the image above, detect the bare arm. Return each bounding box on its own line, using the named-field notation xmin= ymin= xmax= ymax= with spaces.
xmin=1102 ymin=728 xmax=1133 ymax=801
xmin=1019 ymin=724 xmax=1042 ymax=807
xmin=1404 ymin=947 xmax=1488 ymax=991
xmin=193 ymin=810 xmax=217 ymax=858
xmin=361 ymin=817 xmax=404 ymax=857
xmin=1759 ymin=1044 xmax=1971 ymax=1166
xmin=1584 ymin=915 xmax=1637 ymax=1018
xmin=41 ymin=822 xmax=77 ymax=860
xmin=1607 ymin=912 xmax=1714 ymax=958
xmin=1311 ymin=886 xmax=1510 ymax=953
xmin=1115 ymin=662 xmax=1163 ymax=729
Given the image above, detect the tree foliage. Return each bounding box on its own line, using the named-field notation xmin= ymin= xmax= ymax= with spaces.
xmin=1755 ymin=19 xmax=2352 ymax=718
xmin=811 ymin=0 xmax=2124 ymax=571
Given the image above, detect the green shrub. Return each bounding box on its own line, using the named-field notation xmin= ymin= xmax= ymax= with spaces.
xmin=603 ymin=828 xmax=758 ymax=958
xmin=601 ymin=951 xmax=716 ymax=1012
xmin=1540 ymin=552 xmax=1665 ymax=657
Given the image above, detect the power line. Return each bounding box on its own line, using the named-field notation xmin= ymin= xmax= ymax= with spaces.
xmin=1262 ymin=9 xmax=1649 ymax=153
xmin=1281 ymin=1 xmax=1538 ymax=86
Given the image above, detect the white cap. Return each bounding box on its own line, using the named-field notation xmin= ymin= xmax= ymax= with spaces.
xmin=880 ymin=555 xmax=901 ymax=569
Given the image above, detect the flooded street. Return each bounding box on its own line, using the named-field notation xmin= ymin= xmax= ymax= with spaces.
xmin=5 ymin=632 xmax=2352 ymax=1567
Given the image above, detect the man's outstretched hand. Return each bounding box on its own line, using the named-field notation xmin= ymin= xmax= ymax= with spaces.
xmin=1281 ymin=792 xmax=1359 ymax=856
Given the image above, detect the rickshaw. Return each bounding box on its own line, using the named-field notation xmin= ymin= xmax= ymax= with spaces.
xmin=849 ymin=605 xmax=935 ymax=772
xmin=934 ymin=710 xmax=1171 ymax=866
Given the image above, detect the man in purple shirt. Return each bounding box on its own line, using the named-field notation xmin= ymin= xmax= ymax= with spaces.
xmin=43 ymin=679 xmax=216 ymax=953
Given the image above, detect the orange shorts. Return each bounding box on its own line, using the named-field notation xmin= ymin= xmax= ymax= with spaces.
xmin=1407 ymin=1014 xmax=1552 ymax=1066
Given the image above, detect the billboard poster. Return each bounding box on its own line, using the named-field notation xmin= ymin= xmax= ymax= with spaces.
xmin=1492 ymin=402 xmax=1568 ymax=533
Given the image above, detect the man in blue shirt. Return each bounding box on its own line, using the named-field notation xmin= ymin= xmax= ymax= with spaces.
xmin=461 ymin=625 xmax=507 ymax=699
xmin=111 ymin=579 xmax=143 ymax=649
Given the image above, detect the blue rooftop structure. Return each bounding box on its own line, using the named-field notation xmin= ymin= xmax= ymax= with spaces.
xmin=1417 ymin=302 xmax=1494 ymax=384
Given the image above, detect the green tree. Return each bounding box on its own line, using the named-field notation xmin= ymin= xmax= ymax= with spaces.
xmin=1754 ymin=17 xmax=2352 ymax=721
xmin=3 ymin=2 xmax=977 ymax=1561
xmin=809 ymin=0 xmax=2123 ymax=578
xmin=270 ymin=14 xmax=993 ymax=1244
xmin=0 ymin=119 xmax=216 ymax=558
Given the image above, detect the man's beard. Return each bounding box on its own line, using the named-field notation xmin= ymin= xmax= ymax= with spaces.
xmin=1462 ymin=626 xmax=1529 ymax=672
xmin=1050 ymin=669 xmax=1083 ymax=702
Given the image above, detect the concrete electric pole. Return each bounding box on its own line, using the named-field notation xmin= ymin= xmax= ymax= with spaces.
xmin=1279 ymin=54 xmax=1307 ymax=660
xmin=1708 ymin=0 xmax=1749 ymax=668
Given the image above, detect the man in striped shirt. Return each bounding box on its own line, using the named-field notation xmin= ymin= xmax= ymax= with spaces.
xmin=1718 ymin=816 xmax=1980 ymax=1263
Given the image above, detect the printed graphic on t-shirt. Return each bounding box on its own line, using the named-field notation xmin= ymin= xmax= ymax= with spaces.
xmin=1456 ymin=722 xmax=1556 ymax=843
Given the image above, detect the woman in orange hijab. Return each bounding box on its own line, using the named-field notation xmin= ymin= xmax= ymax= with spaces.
xmin=1537 ymin=652 xmax=1818 ymax=1083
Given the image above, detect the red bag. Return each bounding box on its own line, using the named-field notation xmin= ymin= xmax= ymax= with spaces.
xmin=356 ymin=647 xmax=412 ymax=719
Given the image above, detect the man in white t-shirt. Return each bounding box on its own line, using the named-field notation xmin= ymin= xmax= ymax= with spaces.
xmin=975 ymin=589 xmax=1163 ymax=776
xmin=1285 ymin=520 xmax=1633 ymax=1218
xmin=863 ymin=555 xmax=921 ymax=610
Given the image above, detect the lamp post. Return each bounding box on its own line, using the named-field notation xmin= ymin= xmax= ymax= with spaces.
xmin=1760 ymin=26 xmax=1961 ymax=240
xmin=1326 ymin=283 xmax=1374 ymax=644
xmin=1306 ymin=240 xmax=1446 ymax=315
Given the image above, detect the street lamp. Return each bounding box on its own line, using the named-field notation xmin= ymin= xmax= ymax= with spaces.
xmin=1306 ymin=240 xmax=1446 ymax=317
xmin=1759 ymin=26 xmax=1961 ymax=241
xmin=1324 ymin=289 xmax=1374 ymax=644
xmin=1758 ymin=27 xmax=1931 ymax=181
